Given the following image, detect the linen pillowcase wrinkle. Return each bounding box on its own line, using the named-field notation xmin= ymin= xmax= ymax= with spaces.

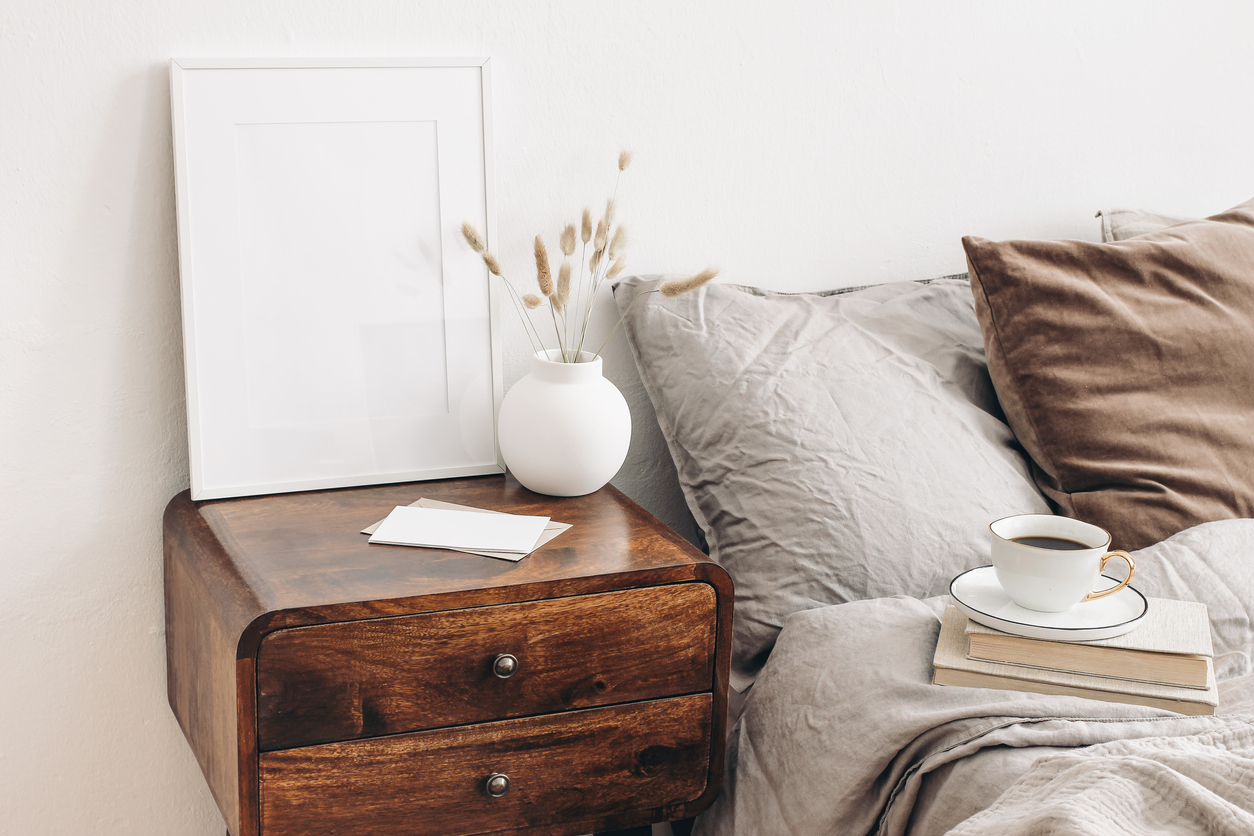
xmin=1097 ymin=208 xmax=1193 ymax=242
xmin=964 ymin=197 xmax=1254 ymax=553
xmin=614 ymin=276 xmax=1050 ymax=690
xmin=1131 ymin=519 xmax=1254 ymax=683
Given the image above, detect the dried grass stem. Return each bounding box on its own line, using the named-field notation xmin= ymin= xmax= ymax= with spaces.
xmin=463 ymin=150 xmax=714 ymax=365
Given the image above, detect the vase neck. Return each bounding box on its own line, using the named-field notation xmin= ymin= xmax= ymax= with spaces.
xmin=531 ymin=350 xmax=603 ymax=384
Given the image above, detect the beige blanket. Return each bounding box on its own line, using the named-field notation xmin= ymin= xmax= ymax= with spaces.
xmin=950 ymin=725 xmax=1254 ymax=835
xmin=693 ymin=520 xmax=1254 ymax=836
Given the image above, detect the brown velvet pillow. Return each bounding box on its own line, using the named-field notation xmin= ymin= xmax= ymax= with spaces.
xmin=963 ymin=198 xmax=1254 ymax=551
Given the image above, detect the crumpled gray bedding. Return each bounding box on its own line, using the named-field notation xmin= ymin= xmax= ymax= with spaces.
xmin=948 ymin=725 xmax=1254 ymax=835
xmin=693 ymin=519 xmax=1254 ymax=835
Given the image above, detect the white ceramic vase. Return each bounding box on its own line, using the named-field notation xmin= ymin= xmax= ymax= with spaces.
xmin=497 ymin=350 xmax=631 ymax=497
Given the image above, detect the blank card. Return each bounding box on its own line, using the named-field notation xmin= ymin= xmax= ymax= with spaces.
xmin=368 ymin=505 xmax=550 ymax=554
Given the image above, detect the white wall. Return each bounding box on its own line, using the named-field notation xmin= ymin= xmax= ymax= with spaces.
xmin=2 ymin=1 xmax=1252 ymax=832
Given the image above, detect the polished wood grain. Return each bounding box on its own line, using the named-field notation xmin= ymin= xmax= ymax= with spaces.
xmin=165 ymin=475 xmax=733 ymax=836
xmin=165 ymin=493 xmax=265 ymax=836
xmin=200 ymin=475 xmax=721 ymax=634
xmin=259 ymin=695 xmax=712 ymax=836
xmin=257 ymin=584 xmax=716 ymax=750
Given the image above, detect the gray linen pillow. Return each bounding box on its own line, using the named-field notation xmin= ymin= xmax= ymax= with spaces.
xmin=614 ymin=275 xmax=1050 ymax=689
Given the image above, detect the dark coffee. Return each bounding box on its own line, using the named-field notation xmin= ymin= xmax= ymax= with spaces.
xmin=1010 ymin=535 xmax=1089 ymax=550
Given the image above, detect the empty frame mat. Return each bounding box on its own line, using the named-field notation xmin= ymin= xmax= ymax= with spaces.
xmin=171 ymin=61 xmax=502 ymax=499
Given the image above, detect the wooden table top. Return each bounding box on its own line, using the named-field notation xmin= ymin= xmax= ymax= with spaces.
xmin=166 ymin=474 xmax=717 ymax=631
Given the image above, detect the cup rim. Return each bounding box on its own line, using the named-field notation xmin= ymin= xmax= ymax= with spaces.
xmin=988 ymin=513 xmax=1112 ymax=552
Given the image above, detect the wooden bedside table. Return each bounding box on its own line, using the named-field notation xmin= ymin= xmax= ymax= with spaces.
xmin=164 ymin=474 xmax=732 ymax=836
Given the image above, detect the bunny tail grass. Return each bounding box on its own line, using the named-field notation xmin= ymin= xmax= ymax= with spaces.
xmin=608 ymin=226 xmax=628 ymax=260
xmin=593 ymin=218 xmax=607 ymax=253
xmin=659 ymin=267 xmax=719 ymax=297
xmin=461 ymin=222 xmax=486 ymax=253
xmin=557 ymin=261 xmax=572 ymax=306
xmin=534 ymin=235 xmax=554 ymax=297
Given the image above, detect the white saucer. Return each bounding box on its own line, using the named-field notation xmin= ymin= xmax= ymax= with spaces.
xmin=949 ymin=565 xmax=1148 ymax=642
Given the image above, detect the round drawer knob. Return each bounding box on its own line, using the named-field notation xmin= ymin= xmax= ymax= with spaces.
xmin=486 ymin=772 xmax=510 ymax=797
xmin=492 ymin=653 xmax=518 ymax=679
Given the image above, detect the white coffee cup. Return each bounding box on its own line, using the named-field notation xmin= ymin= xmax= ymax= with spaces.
xmin=989 ymin=514 xmax=1135 ymax=613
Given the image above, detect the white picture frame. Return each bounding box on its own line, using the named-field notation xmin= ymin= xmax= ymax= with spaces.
xmin=170 ymin=58 xmax=503 ymax=500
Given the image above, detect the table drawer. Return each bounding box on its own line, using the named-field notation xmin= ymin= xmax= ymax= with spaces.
xmin=256 ymin=583 xmax=717 ymax=750
xmin=259 ymin=693 xmax=712 ymax=836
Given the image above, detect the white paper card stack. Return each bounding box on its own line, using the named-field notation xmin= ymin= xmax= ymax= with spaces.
xmin=368 ymin=505 xmax=550 ymax=554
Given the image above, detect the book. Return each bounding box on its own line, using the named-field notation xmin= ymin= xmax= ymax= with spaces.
xmin=933 ymin=606 xmax=1217 ymax=716
xmin=965 ymin=598 xmax=1212 ymax=689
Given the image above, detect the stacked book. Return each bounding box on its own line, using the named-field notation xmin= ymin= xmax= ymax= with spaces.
xmin=933 ymin=600 xmax=1217 ymax=715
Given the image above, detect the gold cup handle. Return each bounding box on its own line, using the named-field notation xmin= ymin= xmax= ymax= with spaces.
xmin=1082 ymin=550 xmax=1136 ymax=602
